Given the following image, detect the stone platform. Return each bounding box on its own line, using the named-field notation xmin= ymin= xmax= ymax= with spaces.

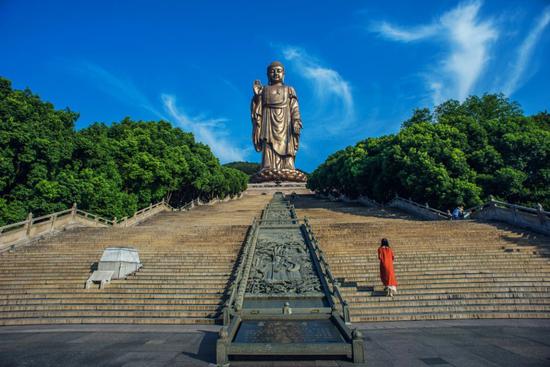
xmin=1 ymin=320 xmax=549 ymax=366
xmin=245 ymin=182 xmax=311 ymax=195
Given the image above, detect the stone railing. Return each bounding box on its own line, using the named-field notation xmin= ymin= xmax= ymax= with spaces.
xmin=0 ymin=200 xmax=170 ymax=253
xmin=222 ymin=217 xmax=259 ymax=324
xmin=315 ymin=190 xmax=550 ymax=235
xmin=111 ymin=200 xmax=172 ymax=228
xmin=468 ymin=198 xmax=550 ymax=236
xmin=0 ymin=204 xmax=109 ymax=253
xmin=303 ymin=217 xmax=351 ymax=324
xmin=388 ymin=195 xmax=451 ymax=220
xmin=318 ymin=192 xmax=447 ymax=218
xmin=175 ymin=194 xmax=243 ymax=212
xmin=0 ymin=194 xmax=244 ymax=253
xmin=386 ymin=195 xmax=550 ymax=235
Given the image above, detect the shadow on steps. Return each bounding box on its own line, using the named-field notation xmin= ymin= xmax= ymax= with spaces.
xmin=291 ymin=194 xmax=426 ymax=221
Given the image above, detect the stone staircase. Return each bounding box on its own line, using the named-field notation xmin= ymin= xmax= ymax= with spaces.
xmin=293 ymin=196 xmax=550 ymax=322
xmin=1 ymin=193 xmax=549 ymax=326
xmin=0 ymin=195 xmax=271 ymax=325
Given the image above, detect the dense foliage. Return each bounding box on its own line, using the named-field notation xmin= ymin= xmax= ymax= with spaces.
xmin=308 ymin=94 xmax=550 ymax=210
xmin=223 ymin=161 xmax=261 ymax=177
xmin=0 ymin=77 xmax=248 ymax=225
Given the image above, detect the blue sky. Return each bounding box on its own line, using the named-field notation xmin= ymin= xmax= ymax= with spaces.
xmin=1 ymin=1 xmax=549 ymax=172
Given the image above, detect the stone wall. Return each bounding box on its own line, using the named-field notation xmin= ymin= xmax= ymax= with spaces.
xmin=471 ymin=203 xmax=550 ymax=236
xmin=388 ymin=197 xmax=450 ymax=220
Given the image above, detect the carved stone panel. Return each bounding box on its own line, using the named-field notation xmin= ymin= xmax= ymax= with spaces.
xmin=245 ymin=229 xmax=322 ymax=295
xmin=262 ymin=209 xmax=294 ymax=222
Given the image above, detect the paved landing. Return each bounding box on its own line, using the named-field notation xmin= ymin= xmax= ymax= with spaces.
xmin=0 ymin=320 xmax=549 ymax=366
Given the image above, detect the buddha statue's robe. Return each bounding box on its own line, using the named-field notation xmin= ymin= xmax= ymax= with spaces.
xmin=251 ymin=84 xmax=302 ymax=170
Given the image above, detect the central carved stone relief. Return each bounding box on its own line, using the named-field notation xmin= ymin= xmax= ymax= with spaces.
xmin=263 ymin=209 xmax=294 ymax=222
xmin=246 ymin=230 xmax=322 ymax=295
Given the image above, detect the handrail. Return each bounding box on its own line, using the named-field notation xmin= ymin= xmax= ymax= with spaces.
xmin=224 ymin=218 xmax=258 ymax=319
xmin=75 ymin=209 xmax=114 ymax=225
xmin=31 ymin=209 xmax=72 ymax=223
xmin=0 ymin=199 xmax=171 ymax=251
xmin=303 ymin=217 xmax=350 ymax=322
xmin=392 ymin=195 xmax=451 ymax=218
xmin=467 ymin=198 xmax=550 ymax=218
xmin=0 ymin=209 xmax=72 ymax=234
xmin=0 ymin=219 xmax=34 ymax=234
xmin=234 ymin=220 xmax=261 ymax=312
xmin=0 ymin=197 xmax=196 ymax=234
xmin=1 ymin=193 xmax=244 ymax=254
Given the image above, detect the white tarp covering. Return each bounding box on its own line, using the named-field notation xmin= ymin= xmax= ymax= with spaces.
xmin=98 ymin=247 xmax=141 ymax=279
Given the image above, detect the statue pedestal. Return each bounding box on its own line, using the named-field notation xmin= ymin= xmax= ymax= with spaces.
xmin=250 ymin=168 xmax=307 ymax=183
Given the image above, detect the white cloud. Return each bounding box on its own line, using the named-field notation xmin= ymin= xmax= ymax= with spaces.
xmin=74 ymin=62 xmax=246 ymax=163
xmin=373 ymin=22 xmax=439 ymax=42
xmin=282 ymin=46 xmax=354 ymax=133
xmin=439 ymin=1 xmax=498 ymax=102
xmin=373 ymin=1 xmax=498 ymax=104
xmin=76 ymin=61 xmax=165 ymax=119
xmin=502 ymin=7 xmax=550 ymax=96
xmin=162 ymin=94 xmax=245 ymax=163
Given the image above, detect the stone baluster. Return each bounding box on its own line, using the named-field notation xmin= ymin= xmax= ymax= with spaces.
xmin=25 ymin=212 xmax=33 ymax=237
xmin=71 ymin=203 xmax=77 ymax=222
xmin=50 ymin=214 xmax=57 ymax=233
xmin=537 ymin=203 xmax=545 ymax=224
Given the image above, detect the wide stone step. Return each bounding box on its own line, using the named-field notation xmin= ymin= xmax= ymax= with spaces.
xmin=340 ymin=285 xmax=550 ymax=296
xmin=345 ymin=291 xmax=550 ymax=303
xmin=0 ymin=273 xmax=232 ymax=281
xmin=351 ymin=310 xmax=550 ymax=322
xmin=0 ymin=258 xmax=237 ymax=264
xmin=328 ymin=259 xmax=549 ymax=266
xmin=349 ymin=297 xmax=550 ymax=308
xmin=0 ymin=281 xmax=225 ymax=287
xmin=0 ymin=310 xmax=217 ymax=318
xmin=350 ymin=303 xmax=550 ymax=315
xmin=0 ymin=303 xmax=220 ymax=312
xmin=338 ymin=270 xmax=550 ymax=278
xmin=0 ymin=291 xmax=224 ymax=300
xmin=0 ymin=316 xmax=215 ymax=326
xmin=0 ymin=297 xmax=222 ymax=306
xmin=325 ymin=251 xmax=543 ymax=258
xmin=339 ymin=277 xmax=550 ymax=288
xmin=0 ymin=279 xmax=229 ymax=287
xmin=0 ymin=286 xmax=225 ymax=294
xmin=341 ymin=281 xmax=550 ymax=291
xmin=331 ymin=265 xmax=550 ymax=274
xmin=109 ymin=283 xmax=227 ymax=290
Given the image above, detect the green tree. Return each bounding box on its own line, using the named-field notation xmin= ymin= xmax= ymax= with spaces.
xmin=0 ymin=77 xmax=248 ymax=225
xmin=309 ymin=94 xmax=549 ymax=210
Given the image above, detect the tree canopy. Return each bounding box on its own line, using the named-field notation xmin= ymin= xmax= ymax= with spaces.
xmin=223 ymin=161 xmax=261 ymax=177
xmin=0 ymin=77 xmax=248 ymax=225
xmin=308 ymin=94 xmax=550 ymax=210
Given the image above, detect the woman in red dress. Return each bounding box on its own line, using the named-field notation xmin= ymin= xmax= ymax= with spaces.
xmin=378 ymin=238 xmax=398 ymax=297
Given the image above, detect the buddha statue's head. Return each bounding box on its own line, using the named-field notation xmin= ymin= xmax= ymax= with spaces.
xmin=267 ymin=61 xmax=285 ymax=85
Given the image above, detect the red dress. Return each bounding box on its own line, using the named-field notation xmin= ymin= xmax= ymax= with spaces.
xmin=378 ymin=247 xmax=397 ymax=287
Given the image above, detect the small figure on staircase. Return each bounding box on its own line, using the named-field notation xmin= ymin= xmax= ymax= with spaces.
xmin=378 ymin=238 xmax=398 ymax=297
xmin=451 ymin=205 xmax=465 ymax=220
